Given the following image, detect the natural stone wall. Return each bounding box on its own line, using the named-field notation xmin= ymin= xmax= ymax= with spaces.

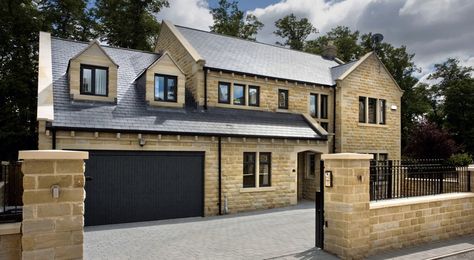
xmin=40 ymin=130 xmax=327 ymax=215
xmin=322 ymin=153 xmax=372 ymax=259
xmin=370 ymin=195 xmax=474 ymax=255
xmin=335 ymin=54 xmax=402 ymax=159
xmin=20 ymin=150 xmax=88 ymax=259
xmin=0 ymin=223 xmax=21 ymax=260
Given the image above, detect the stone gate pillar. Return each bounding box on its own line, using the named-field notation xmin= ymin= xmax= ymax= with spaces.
xmin=19 ymin=150 xmax=88 ymax=259
xmin=321 ymin=153 xmax=372 ymax=260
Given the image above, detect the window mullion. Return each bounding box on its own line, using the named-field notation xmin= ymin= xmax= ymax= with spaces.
xmin=255 ymin=152 xmax=260 ymax=188
xmin=91 ymin=68 xmax=96 ymax=95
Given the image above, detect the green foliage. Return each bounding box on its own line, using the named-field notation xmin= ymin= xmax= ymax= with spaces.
xmin=94 ymin=0 xmax=169 ymax=51
xmin=427 ymin=59 xmax=474 ymax=154
xmin=447 ymin=153 xmax=473 ymax=166
xmin=210 ymin=0 xmax=263 ymax=41
xmin=38 ymin=0 xmax=97 ymax=41
xmin=274 ymin=14 xmax=317 ymax=50
xmin=305 ymin=26 xmax=362 ymax=62
xmin=0 ymin=0 xmax=42 ymax=160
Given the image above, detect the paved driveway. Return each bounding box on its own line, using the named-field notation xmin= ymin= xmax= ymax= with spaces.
xmin=84 ymin=201 xmax=337 ymax=260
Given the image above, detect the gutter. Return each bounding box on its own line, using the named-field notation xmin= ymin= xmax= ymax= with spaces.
xmin=218 ymin=137 xmax=222 ymax=215
xmin=46 ymin=125 xmax=327 ymax=141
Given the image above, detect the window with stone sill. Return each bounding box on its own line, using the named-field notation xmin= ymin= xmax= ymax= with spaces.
xmin=243 ymin=152 xmax=271 ymax=188
xmin=80 ymin=64 xmax=108 ymax=96
xmin=359 ymin=96 xmax=386 ymax=125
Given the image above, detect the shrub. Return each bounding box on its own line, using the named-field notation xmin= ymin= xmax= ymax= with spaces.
xmin=447 ymin=153 xmax=473 ymax=166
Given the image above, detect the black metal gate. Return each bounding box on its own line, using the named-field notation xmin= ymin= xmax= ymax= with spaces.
xmin=315 ymin=160 xmax=324 ymax=249
xmin=84 ymin=151 xmax=204 ymax=226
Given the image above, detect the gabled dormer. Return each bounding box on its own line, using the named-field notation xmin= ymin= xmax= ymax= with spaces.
xmin=68 ymin=40 xmax=118 ymax=102
xmin=145 ymin=51 xmax=185 ymax=108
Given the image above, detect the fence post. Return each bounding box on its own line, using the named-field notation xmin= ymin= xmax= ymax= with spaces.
xmin=321 ymin=153 xmax=372 ymax=259
xmin=19 ymin=150 xmax=88 ymax=260
xmin=387 ymin=160 xmax=393 ymax=199
xmin=469 ymin=165 xmax=473 ymax=192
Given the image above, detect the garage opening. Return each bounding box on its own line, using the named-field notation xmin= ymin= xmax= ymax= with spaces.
xmin=84 ymin=151 xmax=204 ymax=226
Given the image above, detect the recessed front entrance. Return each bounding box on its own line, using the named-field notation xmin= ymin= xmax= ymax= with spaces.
xmin=84 ymin=151 xmax=204 ymax=226
xmin=297 ymin=151 xmax=323 ymax=201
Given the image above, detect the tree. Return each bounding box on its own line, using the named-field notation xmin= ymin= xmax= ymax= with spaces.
xmin=404 ymin=121 xmax=459 ymax=159
xmin=428 ymin=59 xmax=474 ymax=154
xmin=0 ymin=0 xmax=42 ymax=160
xmin=94 ymin=0 xmax=169 ymax=51
xmin=274 ymin=13 xmax=317 ymax=50
xmin=305 ymin=26 xmax=362 ymax=62
xmin=210 ymin=0 xmax=263 ymax=41
xmin=38 ymin=0 xmax=97 ymax=41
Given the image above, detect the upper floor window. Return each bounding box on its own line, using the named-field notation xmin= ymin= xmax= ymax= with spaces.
xmin=218 ymin=82 xmax=231 ymax=104
xmin=379 ymin=99 xmax=386 ymax=125
xmin=310 ymin=94 xmax=318 ymax=117
xmin=359 ymin=96 xmax=386 ymax=124
xmin=80 ymin=65 xmax=108 ymax=96
xmin=368 ymin=98 xmax=377 ymax=124
xmin=320 ymin=94 xmax=328 ymax=119
xmin=359 ymin=97 xmax=367 ymax=123
xmin=278 ymin=89 xmax=289 ymax=109
xmin=233 ymin=84 xmax=245 ymax=105
xmin=248 ymin=86 xmax=260 ymax=106
xmin=154 ymin=74 xmax=177 ymax=102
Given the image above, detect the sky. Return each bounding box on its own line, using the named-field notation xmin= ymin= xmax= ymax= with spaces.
xmin=157 ymin=0 xmax=474 ymax=81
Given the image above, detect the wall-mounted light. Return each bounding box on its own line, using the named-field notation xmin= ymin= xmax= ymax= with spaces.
xmin=51 ymin=185 xmax=60 ymax=199
xmin=139 ymin=137 xmax=146 ymax=146
xmin=391 ymin=105 xmax=398 ymax=111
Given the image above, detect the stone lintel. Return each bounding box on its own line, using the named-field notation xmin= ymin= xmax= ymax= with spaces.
xmin=19 ymin=150 xmax=89 ymax=160
xmin=322 ymin=153 xmax=373 ymax=160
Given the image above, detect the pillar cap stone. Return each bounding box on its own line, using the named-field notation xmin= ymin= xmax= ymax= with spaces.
xmin=19 ymin=150 xmax=89 ymax=160
xmin=321 ymin=153 xmax=373 ymax=160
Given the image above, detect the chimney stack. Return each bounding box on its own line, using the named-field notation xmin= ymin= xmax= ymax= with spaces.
xmin=322 ymin=41 xmax=337 ymax=60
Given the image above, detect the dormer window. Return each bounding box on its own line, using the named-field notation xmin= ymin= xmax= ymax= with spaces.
xmin=80 ymin=65 xmax=108 ymax=96
xmin=154 ymin=74 xmax=177 ymax=102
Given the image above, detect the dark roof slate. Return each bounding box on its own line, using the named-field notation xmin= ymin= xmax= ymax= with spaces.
xmin=176 ymin=25 xmax=340 ymax=86
xmin=50 ymin=38 xmax=323 ymax=140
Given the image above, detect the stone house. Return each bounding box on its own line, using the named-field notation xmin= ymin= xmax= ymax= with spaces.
xmin=36 ymin=20 xmax=402 ymax=226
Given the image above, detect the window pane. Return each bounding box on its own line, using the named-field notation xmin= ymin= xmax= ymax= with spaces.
xmin=379 ymin=99 xmax=386 ymax=124
xmin=155 ymin=76 xmax=165 ymax=100
xmin=278 ymin=89 xmax=288 ymax=109
xmin=320 ymin=122 xmax=328 ymax=131
xmin=249 ymin=86 xmax=259 ymax=106
xmin=233 ymin=84 xmax=245 ymax=105
xmin=308 ymin=153 xmax=316 ymax=176
xmin=82 ymin=68 xmax=92 ymax=93
xmin=259 ymin=153 xmax=271 ymax=187
xmin=218 ymin=83 xmax=229 ymax=103
xmin=359 ymin=97 xmax=366 ymax=123
xmin=320 ymin=95 xmax=328 ymax=119
xmin=167 ymin=77 xmax=177 ymax=101
xmin=379 ymin=153 xmax=388 ymax=161
xmin=310 ymin=94 xmax=317 ymax=117
xmin=368 ymin=98 xmax=377 ymax=124
xmin=243 ymin=153 xmax=256 ymax=188
xmin=95 ymin=69 xmax=107 ymax=95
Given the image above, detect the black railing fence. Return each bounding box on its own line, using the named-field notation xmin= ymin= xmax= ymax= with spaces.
xmin=370 ymin=159 xmax=471 ymax=201
xmin=0 ymin=161 xmax=23 ymax=222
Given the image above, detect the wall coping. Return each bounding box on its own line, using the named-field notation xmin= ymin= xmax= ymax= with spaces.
xmin=370 ymin=192 xmax=474 ymax=209
xmin=468 ymin=164 xmax=474 ymax=171
xmin=19 ymin=150 xmax=89 ymax=160
xmin=321 ymin=153 xmax=373 ymax=160
xmin=0 ymin=222 xmax=21 ymax=235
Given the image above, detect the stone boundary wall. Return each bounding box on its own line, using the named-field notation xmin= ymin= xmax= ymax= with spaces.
xmin=0 ymin=223 xmax=21 ymax=259
xmin=369 ymin=194 xmax=474 ymax=256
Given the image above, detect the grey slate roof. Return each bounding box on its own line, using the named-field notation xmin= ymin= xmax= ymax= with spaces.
xmin=176 ymin=26 xmax=341 ymax=86
xmin=50 ymin=38 xmax=323 ymax=139
xmin=330 ymin=60 xmax=358 ymax=81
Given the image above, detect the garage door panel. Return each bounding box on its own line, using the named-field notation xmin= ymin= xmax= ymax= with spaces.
xmin=84 ymin=151 xmax=204 ymax=226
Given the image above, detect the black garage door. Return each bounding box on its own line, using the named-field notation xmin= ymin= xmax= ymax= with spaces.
xmin=84 ymin=151 xmax=204 ymax=226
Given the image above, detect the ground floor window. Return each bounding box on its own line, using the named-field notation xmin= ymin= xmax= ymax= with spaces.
xmin=243 ymin=152 xmax=272 ymax=188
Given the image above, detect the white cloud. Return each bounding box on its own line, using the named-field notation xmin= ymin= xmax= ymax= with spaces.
xmin=156 ymin=0 xmax=213 ymax=30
